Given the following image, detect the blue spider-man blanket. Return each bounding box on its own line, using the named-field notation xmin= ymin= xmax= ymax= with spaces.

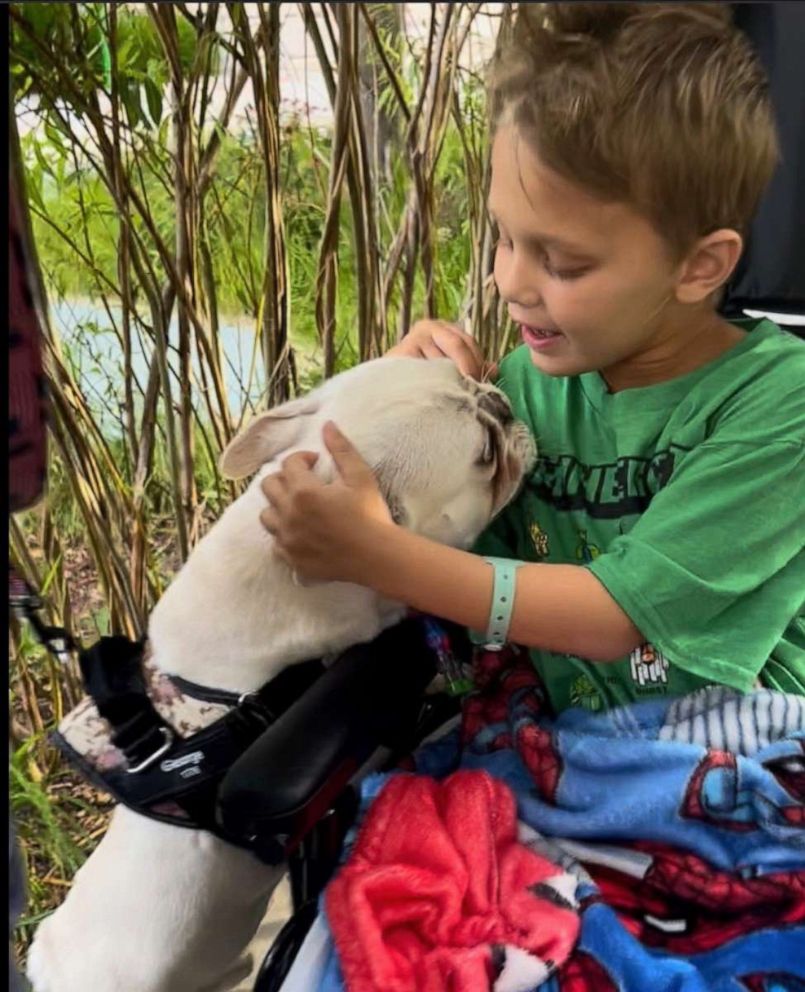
xmin=311 ymin=650 xmax=805 ymax=992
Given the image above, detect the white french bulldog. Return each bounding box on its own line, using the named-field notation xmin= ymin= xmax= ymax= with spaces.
xmin=26 ymin=357 xmax=535 ymax=992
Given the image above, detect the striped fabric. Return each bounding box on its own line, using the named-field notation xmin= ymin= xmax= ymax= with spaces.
xmin=658 ymin=685 xmax=805 ymax=753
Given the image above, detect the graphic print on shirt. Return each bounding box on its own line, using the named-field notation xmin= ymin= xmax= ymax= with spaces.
xmin=530 ymin=521 xmax=550 ymax=560
xmin=574 ymin=530 xmax=601 ymax=563
xmin=569 ymin=673 xmax=604 ymax=712
xmin=630 ymin=643 xmax=670 ymax=687
xmin=529 ymin=444 xmax=689 ymax=518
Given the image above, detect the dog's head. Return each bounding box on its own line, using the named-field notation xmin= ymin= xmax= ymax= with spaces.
xmin=219 ymin=358 xmax=535 ymax=549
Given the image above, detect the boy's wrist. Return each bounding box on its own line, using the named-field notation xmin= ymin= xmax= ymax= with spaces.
xmin=345 ymin=518 xmax=417 ymax=593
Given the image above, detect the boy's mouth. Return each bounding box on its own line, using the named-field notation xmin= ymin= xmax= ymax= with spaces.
xmin=520 ymin=323 xmax=563 ymax=351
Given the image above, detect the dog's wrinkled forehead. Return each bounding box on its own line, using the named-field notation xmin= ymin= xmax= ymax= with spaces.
xmin=328 ymin=358 xmax=532 ymax=523
xmin=219 ymin=356 xmax=529 ymax=483
xmin=319 ymin=361 xmax=526 ymax=487
xmin=329 ymin=357 xmax=513 ymax=428
xmin=331 ymin=356 xmax=465 ymax=402
xmin=446 ymin=377 xmax=514 ymax=425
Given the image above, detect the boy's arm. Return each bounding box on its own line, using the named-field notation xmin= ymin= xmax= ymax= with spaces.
xmin=260 ymin=423 xmax=644 ymax=663
xmin=348 ymin=521 xmax=644 ymax=662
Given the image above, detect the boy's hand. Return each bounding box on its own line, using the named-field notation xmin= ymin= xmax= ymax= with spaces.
xmin=386 ymin=319 xmax=497 ymax=380
xmin=259 ymin=421 xmax=393 ymax=584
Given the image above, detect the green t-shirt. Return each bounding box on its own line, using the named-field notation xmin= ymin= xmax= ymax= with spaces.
xmin=475 ymin=317 xmax=805 ymax=713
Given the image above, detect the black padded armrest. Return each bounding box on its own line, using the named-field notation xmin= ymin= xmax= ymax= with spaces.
xmin=216 ymin=617 xmax=469 ymax=862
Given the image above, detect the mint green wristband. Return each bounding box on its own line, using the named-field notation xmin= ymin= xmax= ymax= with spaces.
xmin=481 ymin=557 xmax=524 ymax=650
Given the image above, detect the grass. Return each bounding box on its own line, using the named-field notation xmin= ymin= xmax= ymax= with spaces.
xmin=10 ymin=626 xmax=115 ymax=959
xmin=11 ymin=750 xmax=116 ymax=956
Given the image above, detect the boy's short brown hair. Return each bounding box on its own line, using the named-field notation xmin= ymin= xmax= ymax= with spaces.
xmin=487 ymin=2 xmax=779 ymax=257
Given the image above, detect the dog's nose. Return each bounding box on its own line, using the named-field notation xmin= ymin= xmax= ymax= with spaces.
xmin=478 ymin=390 xmax=513 ymax=425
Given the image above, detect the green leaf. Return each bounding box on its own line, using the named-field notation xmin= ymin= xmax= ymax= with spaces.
xmin=115 ymin=33 xmax=136 ymax=73
xmin=143 ymin=76 xmax=163 ymax=127
xmin=92 ymin=605 xmax=110 ymax=636
xmin=43 ymin=120 xmax=67 ymax=158
xmin=145 ymin=57 xmax=168 ymax=90
xmin=26 ymin=171 xmax=45 ymax=213
xmin=120 ymin=78 xmax=142 ymax=128
xmin=32 ymin=139 xmax=53 ymax=181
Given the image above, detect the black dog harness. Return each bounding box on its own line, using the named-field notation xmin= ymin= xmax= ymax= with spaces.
xmin=12 ymin=569 xmax=470 ymax=851
xmin=53 ymin=635 xmax=325 ymax=846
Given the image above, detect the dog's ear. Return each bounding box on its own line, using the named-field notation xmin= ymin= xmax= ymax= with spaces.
xmin=219 ymin=394 xmax=321 ymax=479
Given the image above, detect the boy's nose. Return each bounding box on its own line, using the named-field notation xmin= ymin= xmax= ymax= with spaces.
xmin=496 ymin=256 xmax=543 ymax=311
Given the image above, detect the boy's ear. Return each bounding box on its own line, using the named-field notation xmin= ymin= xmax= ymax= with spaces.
xmin=675 ymin=228 xmax=743 ymax=304
xmin=219 ymin=393 xmax=321 ymax=479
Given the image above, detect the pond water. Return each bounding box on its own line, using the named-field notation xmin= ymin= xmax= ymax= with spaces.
xmin=50 ymin=297 xmax=272 ymax=436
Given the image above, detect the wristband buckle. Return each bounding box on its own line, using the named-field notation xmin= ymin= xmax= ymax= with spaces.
xmin=480 ymin=557 xmax=524 ymax=650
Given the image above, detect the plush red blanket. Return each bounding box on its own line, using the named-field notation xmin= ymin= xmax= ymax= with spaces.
xmin=326 ymin=769 xmax=579 ymax=992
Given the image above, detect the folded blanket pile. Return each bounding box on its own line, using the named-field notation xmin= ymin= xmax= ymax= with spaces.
xmin=326 ymin=769 xmax=580 ymax=992
xmin=318 ymin=648 xmax=805 ymax=992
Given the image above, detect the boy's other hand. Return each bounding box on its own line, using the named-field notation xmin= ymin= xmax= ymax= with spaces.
xmin=386 ymin=319 xmax=497 ymax=380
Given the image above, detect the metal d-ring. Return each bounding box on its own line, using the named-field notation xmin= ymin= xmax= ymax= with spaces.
xmin=125 ymin=727 xmax=175 ymax=774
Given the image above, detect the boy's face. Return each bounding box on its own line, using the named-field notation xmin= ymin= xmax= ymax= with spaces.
xmin=489 ymin=125 xmax=701 ymax=388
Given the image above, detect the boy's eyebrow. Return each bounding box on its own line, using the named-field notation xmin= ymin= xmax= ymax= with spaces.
xmin=487 ymin=202 xmax=592 ymax=256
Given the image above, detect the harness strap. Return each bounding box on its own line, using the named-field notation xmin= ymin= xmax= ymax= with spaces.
xmin=79 ymin=636 xmax=173 ymax=772
xmin=59 ymin=634 xmax=327 ymax=846
xmin=11 ymin=567 xmax=330 ymax=847
xmin=170 ymin=656 xmax=326 ymax=715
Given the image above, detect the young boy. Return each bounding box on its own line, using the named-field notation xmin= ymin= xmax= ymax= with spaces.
xmin=260 ymin=3 xmax=804 ymax=713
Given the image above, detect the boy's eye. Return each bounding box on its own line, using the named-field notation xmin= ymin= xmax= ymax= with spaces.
xmin=543 ymin=258 xmax=590 ymax=281
xmin=491 ymin=226 xmax=591 ymax=279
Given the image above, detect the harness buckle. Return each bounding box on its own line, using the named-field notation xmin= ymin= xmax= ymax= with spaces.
xmin=236 ymin=691 xmax=274 ymax=732
xmin=125 ymin=727 xmax=174 ymax=775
